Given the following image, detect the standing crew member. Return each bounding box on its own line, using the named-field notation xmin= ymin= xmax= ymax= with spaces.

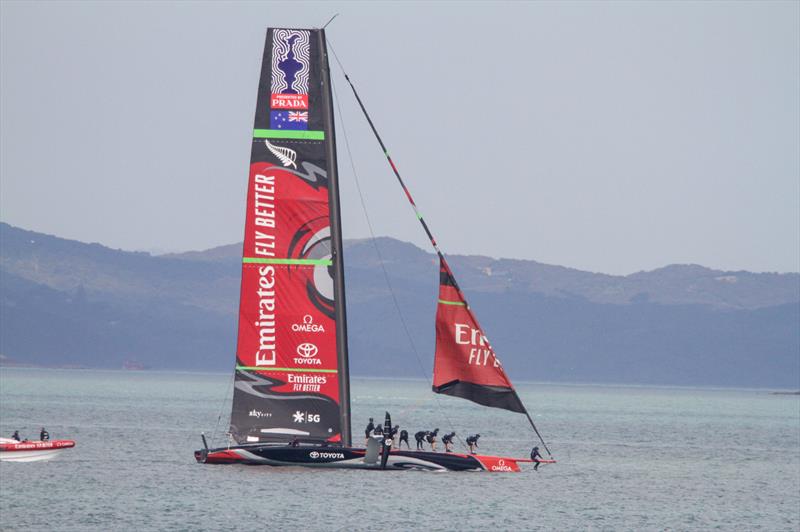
xmin=442 ymin=432 xmax=456 ymax=453
xmin=40 ymin=427 xmax=49 ymax=441
xmin=390 ymin=425 xmax=400 ymax=447
xmin=364 ymin=418 xmax=375 ymax=445
xmin=398 ymin=429 xmax=410 ymax=449
xmin=530 ymin=446 xmax=543 ymax=471
xmin=11 ymin=430 xmax=20 ymax=441
xmin=466 ymin=434 xmax=480 ymax=454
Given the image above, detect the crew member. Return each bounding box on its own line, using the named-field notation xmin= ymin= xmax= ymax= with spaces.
xmin=11 ymin=430 xmax=20 ymax=441
xmin=442 ymin=431 xmax=456 ymax=453
xmin=398 ymin=429 xmax=410 ymax=449
xmin=40 ymin=427 xmax=49 ymax=441
xmin=426 ymin=428 xmax=439 ymax=451
xmin=390 ymin=425 xmax=400 ymax=447
xmin=373 ymin=424 xmax=383 ymax=437
xmin=414 ymin=431 xmax=428 ymax=450
xmin=364 ymin=418 xmax=375 ymax=445
xmin=530 ymin=446 xmax=542 ymax=471
xmin=466 ymin=434 xmax=480 ymax=454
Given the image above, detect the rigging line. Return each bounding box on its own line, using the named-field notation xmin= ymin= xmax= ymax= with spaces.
xmin=327 ymin=38 xmax=552 ymax=457
xmin=321 ymin=13 xmax=339 ymax=29
xmin=524 ymin=410 xmax=552 ymax=458
xmin=329 ymin=57 xmax=469 ymax=454
xmin=210 ymin=370 xmax=235 ymax=449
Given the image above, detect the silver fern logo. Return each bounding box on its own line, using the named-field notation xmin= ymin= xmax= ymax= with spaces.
xmin=265 ymin=139 xmax=297 ymax=169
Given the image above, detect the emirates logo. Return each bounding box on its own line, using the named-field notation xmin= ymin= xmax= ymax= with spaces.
xmin=296 ymin=343 xmax=318 ymax=358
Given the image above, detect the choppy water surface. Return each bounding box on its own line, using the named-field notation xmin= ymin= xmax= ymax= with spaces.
xmin=1 ymin=368 xmax=798 ymax=531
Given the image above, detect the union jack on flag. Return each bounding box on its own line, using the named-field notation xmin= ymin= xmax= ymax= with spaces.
xmin=270 ymin=110 xmax=308 ymax=130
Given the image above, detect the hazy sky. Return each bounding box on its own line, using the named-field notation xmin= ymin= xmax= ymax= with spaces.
xmin=1 ymin=1 xmax=798 ymax=274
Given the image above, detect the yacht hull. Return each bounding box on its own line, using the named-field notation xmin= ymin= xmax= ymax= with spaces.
xmin=195 ymin=444 xmax=552 ymax=472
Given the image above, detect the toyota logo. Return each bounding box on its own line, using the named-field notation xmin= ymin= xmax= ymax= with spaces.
xmin=309 ymin=451 xmax=319 ymax=459
xmin=296 ymin=343 xmax=318 ymax=358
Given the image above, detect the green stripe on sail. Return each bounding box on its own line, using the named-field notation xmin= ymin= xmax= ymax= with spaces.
xmin=253 ymin=129 xmax=325 ymax=140
xmin=438 ymin=299 xmax=466 ymax=306
xmin=243 ymin=257 xmax=332 ymax=266
xmin=236 ymin=366 xmax=338 ymax=374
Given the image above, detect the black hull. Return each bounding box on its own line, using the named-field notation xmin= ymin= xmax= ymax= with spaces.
xmin=195 ymin=444 xmax=536 ymax=472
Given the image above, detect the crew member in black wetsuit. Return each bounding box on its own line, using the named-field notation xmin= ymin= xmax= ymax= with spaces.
xmin=398 ymin=429 xmax=410 ymax=449
xmin=466 ymin=434 xmax=480 ymax=454
xmin=364 ymin=418 xmax=375 ymax=445
xmin=414 ymin=431 xmax=428 ymax=450
xmin=441 ymin=432 xmax=456 ymax=453
xmin=426 ymin=428 xmax=439 ymax=451
xmin=11 ymin=430 xmax=20 ymax=441
xmin=530 ymin=446 xmax=542 ymax=471
xmin=373 ymin=424 xmax=383 ymax=439
xmin=40 ymin=427 xmax=49 ymax=441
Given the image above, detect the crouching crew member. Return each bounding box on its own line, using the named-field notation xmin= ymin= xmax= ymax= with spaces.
xmin=398 ymin=429 xmax=410 ymax=449
xmin=442 ymin=432 xmax=456 ymax=453
xmin=426 ymin=428 xmax=440 ymax=451
xmin=414 ymin=431 xmax=427 ymax=450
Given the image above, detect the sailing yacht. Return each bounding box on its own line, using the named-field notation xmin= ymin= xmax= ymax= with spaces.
xmin=195 ymin=26 xmax=553 ymax=472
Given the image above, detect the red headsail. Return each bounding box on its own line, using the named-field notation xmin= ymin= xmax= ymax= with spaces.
xmin=432 ymin=258 xmax=525 ymax=413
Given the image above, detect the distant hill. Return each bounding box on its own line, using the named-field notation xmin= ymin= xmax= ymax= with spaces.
xmin=1 ymin=222 xmax=798 ymax=387
xmin=168 ymin=236 xmax=799 ymax=310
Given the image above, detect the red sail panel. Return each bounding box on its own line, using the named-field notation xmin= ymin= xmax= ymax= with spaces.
xmin=432 ymin=258 xmax=526 ymax=413
xmin=229 ymin=28 xmax=344 ymax=444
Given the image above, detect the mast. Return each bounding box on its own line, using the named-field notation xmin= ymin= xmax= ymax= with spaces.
xmin=318 ymin=28 xmax=351 ymax=447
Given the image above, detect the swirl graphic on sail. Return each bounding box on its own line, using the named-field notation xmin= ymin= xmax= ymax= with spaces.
xmin=270 ymin=30 xmax=310 ymax=94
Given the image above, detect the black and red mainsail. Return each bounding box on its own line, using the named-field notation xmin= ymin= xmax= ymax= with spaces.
xmin=230 ymin=28 xmax=351 ymax=446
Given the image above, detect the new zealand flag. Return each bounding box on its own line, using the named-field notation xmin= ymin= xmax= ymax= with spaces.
xmin=270 ymin=110 xmax=309 ymax=130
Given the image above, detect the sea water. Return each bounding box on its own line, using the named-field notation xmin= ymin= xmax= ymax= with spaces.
xmin=0 ymin=368 xmax=798 ymax=531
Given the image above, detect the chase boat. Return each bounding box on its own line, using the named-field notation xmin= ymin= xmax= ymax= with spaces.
xmin=0 ymin=438 xmax=76 ymax=462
